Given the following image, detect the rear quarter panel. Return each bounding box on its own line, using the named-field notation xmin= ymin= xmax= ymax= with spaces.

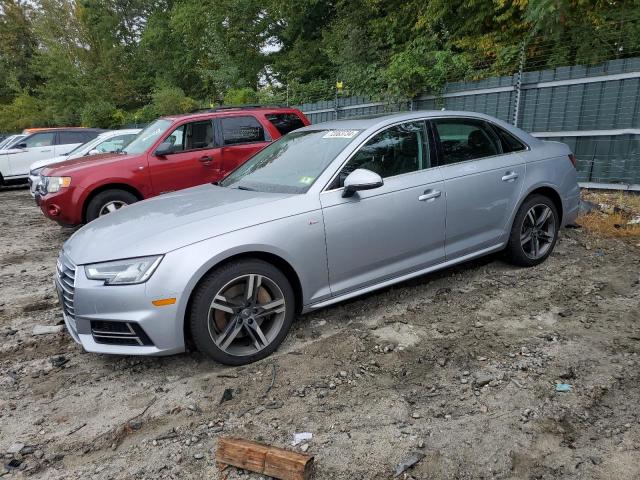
xmin=512 ymin=140 xmax=580 ymax=230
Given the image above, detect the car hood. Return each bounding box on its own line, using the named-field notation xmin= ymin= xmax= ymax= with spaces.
xmin=63 ymin=184 xmax=307 ymax=265
xmin=30 ymin=155 xmax=68 ymax=172
xmin=42 ymin=152 xmax=136 ymax=176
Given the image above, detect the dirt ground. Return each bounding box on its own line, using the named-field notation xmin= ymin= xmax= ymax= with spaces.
xmin=1 ymin=185 xmax=640 ymax=480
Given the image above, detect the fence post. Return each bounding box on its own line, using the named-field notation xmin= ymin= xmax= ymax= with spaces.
xmin=512 ymin=40 xmax=527 ymax=127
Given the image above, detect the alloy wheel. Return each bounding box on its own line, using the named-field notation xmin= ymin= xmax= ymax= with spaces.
xmin=99 ymin=200 xmax=127 ymax=216
xmin=207 ymin=274 xmax=286 ymax=357
xmin=520 ymin=203 xmax=556 ymax=260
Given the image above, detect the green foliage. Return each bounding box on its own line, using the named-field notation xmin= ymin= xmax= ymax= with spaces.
xmin=0 ymin=0 xmax=639 ymax=131
xmin=224 ymin=88 xmax=259 ymax=106
xmin=80 ymin=101 xmax=119 ymax=129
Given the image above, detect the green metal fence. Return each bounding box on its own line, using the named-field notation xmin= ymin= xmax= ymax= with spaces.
xmin=296 ymin=57 xmax=640 ymax=187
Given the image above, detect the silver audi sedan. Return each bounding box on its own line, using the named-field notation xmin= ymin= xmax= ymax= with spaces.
xmin=55 ymin=111 xmax=580 ymax=365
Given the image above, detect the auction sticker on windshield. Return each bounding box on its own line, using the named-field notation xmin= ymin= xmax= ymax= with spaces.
xmin=322 ymin=130 xmax=359 ymax=139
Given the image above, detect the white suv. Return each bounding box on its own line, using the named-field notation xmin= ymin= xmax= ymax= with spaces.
xmin=28 ymin=129 xmax=141 ymax=195
xmin=0 ymin=128 xmax=105 ymax=185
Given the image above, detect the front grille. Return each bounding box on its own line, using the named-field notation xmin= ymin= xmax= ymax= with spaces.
xmin=90 ymin=321 xmax=153 ymax=346
xmin=56 ymin=253 xmax=76 ymax=320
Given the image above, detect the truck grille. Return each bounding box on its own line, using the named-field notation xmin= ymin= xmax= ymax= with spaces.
xmin=56 ymin=253 xmax=76 ymax=320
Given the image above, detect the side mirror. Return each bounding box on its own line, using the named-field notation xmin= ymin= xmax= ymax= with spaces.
xmin=15 ymin=143 xmax=27 ymax=149
xmin=88 ymin=149 xmax=100 ymax=155
xmin=342 ymin=168 xmax=384 ymax=198
xmin=154 ymin=141 xmax=175 ymax=156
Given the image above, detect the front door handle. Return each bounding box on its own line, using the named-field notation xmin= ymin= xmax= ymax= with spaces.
xmin=40 ymin=149 xmax=52 ymax=153
xmin=418 ymin=189 xmax=441 ymax=202
xmin=501 ymin=171 xmax=519 ymax=182
xmin=199 ymin=155 xmax=213 ymax=164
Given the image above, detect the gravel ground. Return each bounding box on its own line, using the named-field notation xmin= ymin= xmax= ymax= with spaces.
xmin=1 ymin=185 xmax=640 ymax=480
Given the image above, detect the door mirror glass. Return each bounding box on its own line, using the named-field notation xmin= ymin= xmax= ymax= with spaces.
xmin=15 ymin=143 xmax=27 ymax=149
xmin=342 ymin=168 xmax=383 ymax=198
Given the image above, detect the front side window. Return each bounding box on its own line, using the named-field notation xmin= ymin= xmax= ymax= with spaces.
xmin=331 ymin=121 xmax=428 ymax=189
xmin=221 ymin=116 xmax=266 ymax=145
xmin=162 ymin=120 xmax=214 ymax=153
xmin=220 ymin=129 xmax=359 ymax=194
xmin=433 ymin=119 xmax=501 ymax=165
xmin=24 ymin=132 xmax=55 ymax=148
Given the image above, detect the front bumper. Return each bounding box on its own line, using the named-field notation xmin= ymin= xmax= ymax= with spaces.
xmin=55 ymin=252 xmax=186 ymax=356
xmin=28 ymin=174 xmax=40 ymax=197
xmin=36 ymin=187 xmax=84 ymax=226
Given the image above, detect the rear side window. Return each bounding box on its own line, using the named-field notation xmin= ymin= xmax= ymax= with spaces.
xmin=59 ymin=131 xmax=90 ymax=145
xmin=24 ymin=132 xmax=55 ymax=148
xmin=265 ymin=113 xmax=305 ymax=135
xmin=491 ymin=125 xmax=527 ymax=153
xmin=432 ymin=119 xmax=501 ymax=165
xmin=220 ymin=116 xmax=266 ymax=145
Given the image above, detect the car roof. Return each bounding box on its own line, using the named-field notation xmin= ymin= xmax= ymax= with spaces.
xmin=298 ymin=110 xmax=507 ymax=130
xmin=297 ymin=110 xmax=539 ymax=144
xmin=96 ymin=128 xmax=141 ymax=138
xmin=162 ymin=106 xmax=304 ymax=122
xmin=22 ymin=127 xmax=106 ymax=134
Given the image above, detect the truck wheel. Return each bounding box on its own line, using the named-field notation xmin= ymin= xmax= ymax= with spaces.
xmin=85 ymin=189 xmax=138 ymax=223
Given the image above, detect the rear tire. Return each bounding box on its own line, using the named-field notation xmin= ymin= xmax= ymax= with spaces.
xmin=506 ymin=194 xmax=559 ymax=267
xmin=85 ymin=189 xmax=138 ymax=223
xmin=189 ymin=259 xmax=295 ymax=366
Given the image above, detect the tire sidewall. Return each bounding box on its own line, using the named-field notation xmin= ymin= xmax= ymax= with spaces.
xmin=86 ymin=189 xmax=138 ymax=223
xmin=189 ymin=260 xmax=296 ymax=366
xmin=508 ymin=194 xmax=559 ymax=267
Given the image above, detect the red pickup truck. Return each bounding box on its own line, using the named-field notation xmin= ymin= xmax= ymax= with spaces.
xmin=35 ymin=106 xmax=310 ymax=226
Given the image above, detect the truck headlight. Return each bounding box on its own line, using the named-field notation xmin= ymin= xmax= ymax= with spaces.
xmin=44 ymin=176 xmax=71 ymax=193
xmin=84 ymin=255 xmax=163 ymax=285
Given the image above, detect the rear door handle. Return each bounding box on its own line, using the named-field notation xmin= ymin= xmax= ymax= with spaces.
xmin=199 ymin=155 xmax=213 ymax=163
xmin=501 ymin=172 xmax=519 ymax=182
xmin=418 ymin=189 xmax=441 ymax=202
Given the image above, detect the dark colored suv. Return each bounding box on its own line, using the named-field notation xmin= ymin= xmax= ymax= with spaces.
xmin=35 ymin=107 xmax=309 ymax=225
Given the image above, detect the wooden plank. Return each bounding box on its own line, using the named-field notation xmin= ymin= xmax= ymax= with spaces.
xmin=216 ymin=437 xmax=314 ymax=480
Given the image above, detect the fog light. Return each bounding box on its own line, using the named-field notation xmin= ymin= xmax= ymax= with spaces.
xmin=48 ymin=204 xmax=61 ymax=216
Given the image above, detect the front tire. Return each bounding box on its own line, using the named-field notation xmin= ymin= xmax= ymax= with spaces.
xmin=189 ymin=259 xmax=295 ymax=366
xmin=506 ymin=194 xmax=559 ymax=267
xmin=85 ymin=189 xmax=138 ymax=223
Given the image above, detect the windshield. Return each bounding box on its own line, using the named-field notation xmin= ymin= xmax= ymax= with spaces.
xmin=220 ymin=129 xmax=360 ymax=194
xmin=123 ymin=119 xmax=172 ymax=155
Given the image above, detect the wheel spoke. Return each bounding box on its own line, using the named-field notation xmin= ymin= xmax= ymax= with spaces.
xmin=255 ymin=298 xmax=285 ymax=318
xmin=216 ymin=318 xmax=243 ymax=350
xmin=210 ymin=294 xmax=239 ymax=314
xmin=520 ymin=229 xmax=533 ymax=245
xmin=244 ymin=319 xmax=269 ymax=351
xmin=538 ymin=230 xmax=554 ymax=242
xmin=526 ymin=210 xmax=536 ymax=227
xmin=533 ymin=237 xmax=540 ymax=257
xmin=535 ymin=206 xmax=551 ymax=228
xmin=245 ymin=274 xmax=262 ymax=303
xmin=106 ymin=203 xmax=117 ymax=213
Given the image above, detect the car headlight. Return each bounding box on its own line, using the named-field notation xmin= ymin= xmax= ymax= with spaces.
xmin=44 ymin=176 xmax=71 ymax=193
xmin=84 ymin=255 xmax=163 ymax=285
